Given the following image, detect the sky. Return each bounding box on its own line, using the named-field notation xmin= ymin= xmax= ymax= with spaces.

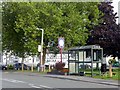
xmin=111 ymin=0 xmax=120 ymax=24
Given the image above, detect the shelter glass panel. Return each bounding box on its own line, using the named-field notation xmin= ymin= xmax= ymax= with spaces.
xmin=93 ymin=50 xmax=102 ymax=61
xmin=75 ymin=63 xmax=79 ymax=73
xmin=75 ymin=51 xmax=79 ymax=61
xmin=69 ymin=63 xmax=76 ymax=73
xmin=79 ymin=51 xmax=84 ymax=61
xmin=69 ymin=51 xmax=76 ymax=61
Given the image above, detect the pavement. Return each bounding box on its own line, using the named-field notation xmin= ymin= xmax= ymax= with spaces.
xmin=45 ymin=74 xmax=119 ymax=87
xmin=6 ymin=71 xmax=119 ymax=87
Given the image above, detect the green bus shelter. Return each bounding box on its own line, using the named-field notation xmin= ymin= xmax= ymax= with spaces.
xmin=68 ymin=45 xmax=103 ymax=77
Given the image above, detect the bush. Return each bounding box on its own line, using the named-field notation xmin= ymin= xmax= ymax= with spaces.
xmin=8 ymin=65 xmax=14 ymax=70
xmin=55 ymin=62 xmax=65 ymax=71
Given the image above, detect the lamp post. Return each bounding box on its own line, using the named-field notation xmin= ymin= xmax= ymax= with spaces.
xmin=37 ymin=28 xmax=44 ymax=72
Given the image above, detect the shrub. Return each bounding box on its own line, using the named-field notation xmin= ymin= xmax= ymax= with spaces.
xmin=8 ymin=65 xmax=14 ymax=70
xmin=55 ymin=62 xmax=65 ymax=71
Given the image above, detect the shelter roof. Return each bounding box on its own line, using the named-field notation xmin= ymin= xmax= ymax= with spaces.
xmin=69 ymin=45 xmax=102 ymax=51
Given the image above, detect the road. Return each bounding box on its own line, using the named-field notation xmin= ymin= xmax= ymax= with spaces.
xmin=1 ymin=71 xmax=119 ymax=89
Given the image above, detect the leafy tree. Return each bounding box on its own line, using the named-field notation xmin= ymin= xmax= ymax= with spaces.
xmin=2 ymin=2 xmax=29 ymax=58
xmin=2 ymin=2 xmax=31 ymax=71
xmin=2 ymin=2 xmax=101 ymax=65
xmin=87 ymin=2 xmax=120 ymax=58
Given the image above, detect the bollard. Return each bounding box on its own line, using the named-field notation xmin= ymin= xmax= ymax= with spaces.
xmin=49 ymin=65 xmax=51 ymax=72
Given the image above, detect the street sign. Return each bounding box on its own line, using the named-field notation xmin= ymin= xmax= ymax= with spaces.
xmin=58 ymin=37 xmax=64 ymax=49
xmin=38 ymin=45 xmax=41 ymax=52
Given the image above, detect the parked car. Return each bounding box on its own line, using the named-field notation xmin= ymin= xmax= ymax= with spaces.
xmin=37 ymin=63 xmax=40 ymax=68
xmin=13 ymin=63 xmax=31 ymax=70
xmin=79 ymin=64 xmax=91 ymax=69
xmin=0 ymin=64 xmax=7 ymax=70
xmin=112 ymin=61 xmax=120 ymax=67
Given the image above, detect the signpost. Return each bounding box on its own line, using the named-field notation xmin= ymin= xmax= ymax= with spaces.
xmin=38 ymin=45 xmax=41 ymax=52
xmin=58 ymin=37 xmax=64 ymax=63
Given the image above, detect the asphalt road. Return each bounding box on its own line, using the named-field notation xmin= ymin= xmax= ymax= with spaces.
xmin=1 ymin=71 xmax=119 ymax=89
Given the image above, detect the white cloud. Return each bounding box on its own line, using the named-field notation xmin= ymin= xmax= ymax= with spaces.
xmin=111 ymin=0 xmax=120 ymax=24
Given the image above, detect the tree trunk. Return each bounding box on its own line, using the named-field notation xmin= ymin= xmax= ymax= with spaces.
xmin=109 ymin=64 xmax=112 ymax=77
xmin=43 ymin=48 xmax=46 ymax=65
xmin=31 ymin=56 xmax=34 ymax=72
xmin=5 ymin=53 xmax=7 ymax=66
xmin=21 ymin=57 xmax=24 ymax=71
xmin=42 ymin=48 xmax=46 ymax=72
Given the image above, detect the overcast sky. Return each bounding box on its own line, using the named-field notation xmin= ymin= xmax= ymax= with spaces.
xmin=111 ymin=0 xmax=120 ymax=24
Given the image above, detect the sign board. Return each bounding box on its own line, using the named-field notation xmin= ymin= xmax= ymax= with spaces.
xmin=58 ymin=37 xmax=64 ymax=49
xmin=38 ymin=45 xmax=41 ymax=52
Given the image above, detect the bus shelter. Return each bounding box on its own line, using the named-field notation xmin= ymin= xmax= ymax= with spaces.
xmin=68 ymin=45 xmax=103 ymax=77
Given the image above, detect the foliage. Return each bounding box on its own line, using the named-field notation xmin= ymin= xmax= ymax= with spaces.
xmin=55 ymin=62 xmax=65 ymax=70
xmin=2 ymin=2 xmax=101 ymax=63
xmin=87 ymin=2 xmax=120 ymax=58
xmin=108 ymin=58 xmax=116 ymax=64
xmin=7 ymin=64 xmax=14 ymax=70
xmin=93 ymin=68 xmax=120 ymax=80
xmin=2 ymin=2 xmax=30 ymax=57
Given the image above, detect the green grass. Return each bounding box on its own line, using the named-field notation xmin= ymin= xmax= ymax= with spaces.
xmin=93 ymin=69 xmax=120 ymax=80
xmin=79 ymin=68 xmax=120 ymax=80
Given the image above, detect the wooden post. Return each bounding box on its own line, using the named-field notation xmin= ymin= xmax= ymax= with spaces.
xmin=22 ymin=63 xmax=24 ymax=71
xmin=109 ymin=64 xmax=112 ymax=77
xmin=43 ymin=65 xmax=45 ymax=72
xmin=49 ymin=64 xmax=51 ymax=72
xmin=31 ymin=64 xmax=33 ymax=72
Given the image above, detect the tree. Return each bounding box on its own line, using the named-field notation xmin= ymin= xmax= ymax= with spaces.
xmin=2 ymin=2 xmax=101 ymax=66
xmin=2 ymin=2 xmax=31 ymax=71
xmin=87 ymin=2 xmax=120 ymax=58
xmin=2 ymin=2 xmax=28 ymax=56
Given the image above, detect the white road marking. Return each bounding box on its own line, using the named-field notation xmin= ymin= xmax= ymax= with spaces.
xmin=28 ymin=84 xmax=34 ymax=86
xmin=1 ymin=78 xmax=27 ymax=84
xmin=39 ymin=85 xmax=53 ymax=88
xmin=31 ymin=86 xmax=41 ymax=88
xmin=1 ymin=78 xmax=53 ymax=89
xmin=15 ymin=80 xmax=27 ymax=83
xmin=29 ymin=83 xmax=41 ymax=88
xmin=2 ymin=79 xmax=18 ymax=83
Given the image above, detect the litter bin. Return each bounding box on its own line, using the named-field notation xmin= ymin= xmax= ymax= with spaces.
xmin=37 ymin=66 xmax=40 ymax=72
xmin=79 ymin=71 xmax=85 ymax=76
xmin=101 ymin=64 xmax=107 ymax=74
